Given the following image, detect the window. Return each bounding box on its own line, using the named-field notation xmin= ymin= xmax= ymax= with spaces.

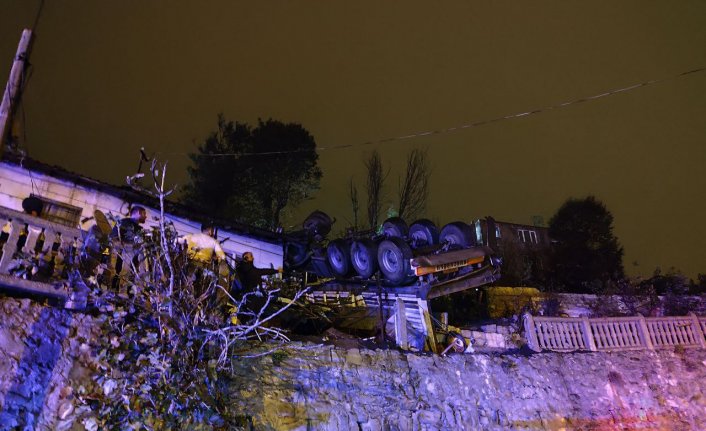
xmin=528 ymin=230 xmax=538 ymax=244
xmin=31 ymin=194 xmax=83 ymax=227
xmin=517 ymin=229 xmax=538 ymax=244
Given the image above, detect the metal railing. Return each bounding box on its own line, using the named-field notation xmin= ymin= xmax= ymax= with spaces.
xmin=524 ymin=312 xmax=706 ymax=352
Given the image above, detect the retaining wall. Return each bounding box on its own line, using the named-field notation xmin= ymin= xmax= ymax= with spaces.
xmin=1 ymin=297 xmax=705 ymax=430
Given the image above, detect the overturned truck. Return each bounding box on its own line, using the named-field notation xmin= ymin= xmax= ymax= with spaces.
xmin=284 ymin=212 xmax=502 ymax=352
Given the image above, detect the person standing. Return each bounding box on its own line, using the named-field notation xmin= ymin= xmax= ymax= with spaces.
xmin=109 ymin=206 xmax=147 ymax=291
xmin=236 ymin=251 xmax=282 ymax=293
xmin=110 ymin=206 xmax=147 ymax=243
xmin=182 ymin=222 xmax=226 ymax=264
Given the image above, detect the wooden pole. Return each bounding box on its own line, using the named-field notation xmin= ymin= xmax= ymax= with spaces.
xmin=0 ymin=29 xmax=34 ymax=155
xmin=375 ymin=274 xmax=387 ymax=348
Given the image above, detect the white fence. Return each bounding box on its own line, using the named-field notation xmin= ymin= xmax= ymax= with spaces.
xmin=524 ymin=313 xmax=706 ymax=352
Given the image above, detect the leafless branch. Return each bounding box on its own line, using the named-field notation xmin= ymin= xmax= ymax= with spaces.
xmin=397 ymin=148 xmax=430 ymax=221
xmin=349 ymin=178 xmax=359 ymax=230
xmin=365 ymin=150 xmax=387 ymax=229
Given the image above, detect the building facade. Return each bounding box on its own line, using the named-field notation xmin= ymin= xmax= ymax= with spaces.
xmin=474 ymin=216 xmax=553 ymax=286
xmin=0 ymin=155 xmax=283 ymax=268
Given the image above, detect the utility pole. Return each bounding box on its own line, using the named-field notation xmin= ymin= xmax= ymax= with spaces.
xmin=0 ymin=29 xmax=34 ymax=156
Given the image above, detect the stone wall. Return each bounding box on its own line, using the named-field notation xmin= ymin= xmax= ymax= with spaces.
xmin=229 ymin=345 xmax=706 ymax=430
xmin=1 ymin=296 xmax=706 ymax=430
xmin=484 ymin=286 xmax=706 ymax=318
xmin=0 ymin=297 xmax=96 ymax=430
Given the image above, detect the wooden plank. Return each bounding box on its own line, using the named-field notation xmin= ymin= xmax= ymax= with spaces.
xmin=418 ymin=299 xmax=438 ymax=353
xmin=661 ymin=321 xmax=672 ymax=346
xmin=690 ymin=313 xmax=706 ymax=348
xmin=524 ymin=314 xmax=540 ymax=351
xmin=673 ymin=320 xmax=686 ymax=345
xmin=614 ymin=322 xmax=622 ymax=346
xmin=566 ymin=322 xmax=576 ymax=348
xmin=581 ymin=317 xmax=597 ymax=351
xmin=630 ymin=321 xmax=640 ymax=346
xmin=655 ymin=321 xmax=667 ymax=346
xmin=602 ymin=323 xmax=612 ymax=348
xmin=594 ymin=323 xmax=607 ymax=349
xmin=648 ymin=321 xmax=659 ymax=347
xmin=565 ymin=322 xmax=578 ymax=350
xmin=554 ymin=322 xmax=566 ymax=349
xmin=676 ymin=319 xmax=690 ymax=345
xmin=546 ymin=322 xmax=558 ymax=349
xmin=626 ymin=321 xmax=638 ymax=346
xmin=395 ymin=297 xmax=409 ymax=350
xmin=539 ymin=322 xmax=549 ymax=350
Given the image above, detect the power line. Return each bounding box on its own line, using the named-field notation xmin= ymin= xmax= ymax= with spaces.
xmin=168 ymin=66 xmax=706 ymax=159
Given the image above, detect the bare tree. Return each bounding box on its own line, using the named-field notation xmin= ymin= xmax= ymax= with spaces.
xmin=397 ymin=148 xmax=430 ymax=221
xmin=349 ymin=177 xmax=360 ymax=230
xmin=365 ymin=150 xmax=387 ymax=229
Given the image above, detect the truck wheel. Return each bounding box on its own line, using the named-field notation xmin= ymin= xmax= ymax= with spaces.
xmin=326 ymin=239 xmax=353 ymax=277
xmin=303 ymin=210 xmax=333 ymax=239
xmin=409 ymin=219 xmax=439 ymax=247
xmin=377 ymin=237 xmax=413 ymax=284
xmin=284 ymin=241 xmax=309 ymax=269
xmin=382 ymin=217 xmax=408 ymax=238
xmin=439 ymin=222 xmax=474 ymax=248
xmin=350 ymin=239 xmax=378 ymax=279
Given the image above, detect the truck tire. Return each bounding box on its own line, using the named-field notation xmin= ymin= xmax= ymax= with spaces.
xmin=377 ymin=237 xmax=414 ymax=284
xmin=326 ymin=239 xmax=353 ymax=278
xmin=439 ymin=222 xmax=474 ymax=248
xmin=409 ymin=219 xmax=439 ymax=248
xmin=350 ymin=239 xmax=378 ymax=279
xmin=382 ymin=217 xmax=408 ymax=238
xmin=303 ymin=210 xmax=333 ymax=239
xmin=284 ymin=241 xmax=309 ymax=269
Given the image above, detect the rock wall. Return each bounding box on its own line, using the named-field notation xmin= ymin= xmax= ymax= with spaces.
xmin=484 ymin=286 xmax=706 ymax=318
xmin=230 ymin=346 xmax=706 ymax=430
xmin=0 ymin=298 xmax=95 ymax=430
xmin=1 ymin=297 xmax=706 ymax=430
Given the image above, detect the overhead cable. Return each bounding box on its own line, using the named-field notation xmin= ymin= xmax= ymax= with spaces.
xmin=167 ymin=66 xmax=706 ymax=159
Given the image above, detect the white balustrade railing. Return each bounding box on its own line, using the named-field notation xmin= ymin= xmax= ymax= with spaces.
xmin=525 ymin=312 xmax=706 ymax=352
xmin=0 ymin=206 xmax=147 ymax=306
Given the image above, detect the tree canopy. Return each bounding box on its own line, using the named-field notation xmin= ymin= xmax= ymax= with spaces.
xmin=183 ymin=116 xmax=322 ymax=229
xmin=548 ymin=196 xmax=624 ymax=292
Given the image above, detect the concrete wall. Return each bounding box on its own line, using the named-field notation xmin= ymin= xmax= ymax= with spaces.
xmin=1 ymin=297 xmax=706 ymax=430
xmin=0 ymin=161 xmax=283 ymax=268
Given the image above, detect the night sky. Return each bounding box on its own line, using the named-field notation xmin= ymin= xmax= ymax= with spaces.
xmin=1 ymin=1 xmax=705 ymax=278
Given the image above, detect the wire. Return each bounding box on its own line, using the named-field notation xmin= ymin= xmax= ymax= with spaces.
xmin=165 ymin=66 xmax=706 ymax=159
xmin=31 ymin=0 xmax=46 ymax=34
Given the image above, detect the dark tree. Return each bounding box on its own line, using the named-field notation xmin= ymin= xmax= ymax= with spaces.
xmin=365 ymin=150 xmax=387 ymax=229
xmin=348 ymin=177 xmax=360 ymax=231
xmin=548 ymin=196 xmax=624 ymax=292
xmin=183 ymin=115 xmax=321 ymax=229
xmin=397 ymin=148 xmax=430 ymax=221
